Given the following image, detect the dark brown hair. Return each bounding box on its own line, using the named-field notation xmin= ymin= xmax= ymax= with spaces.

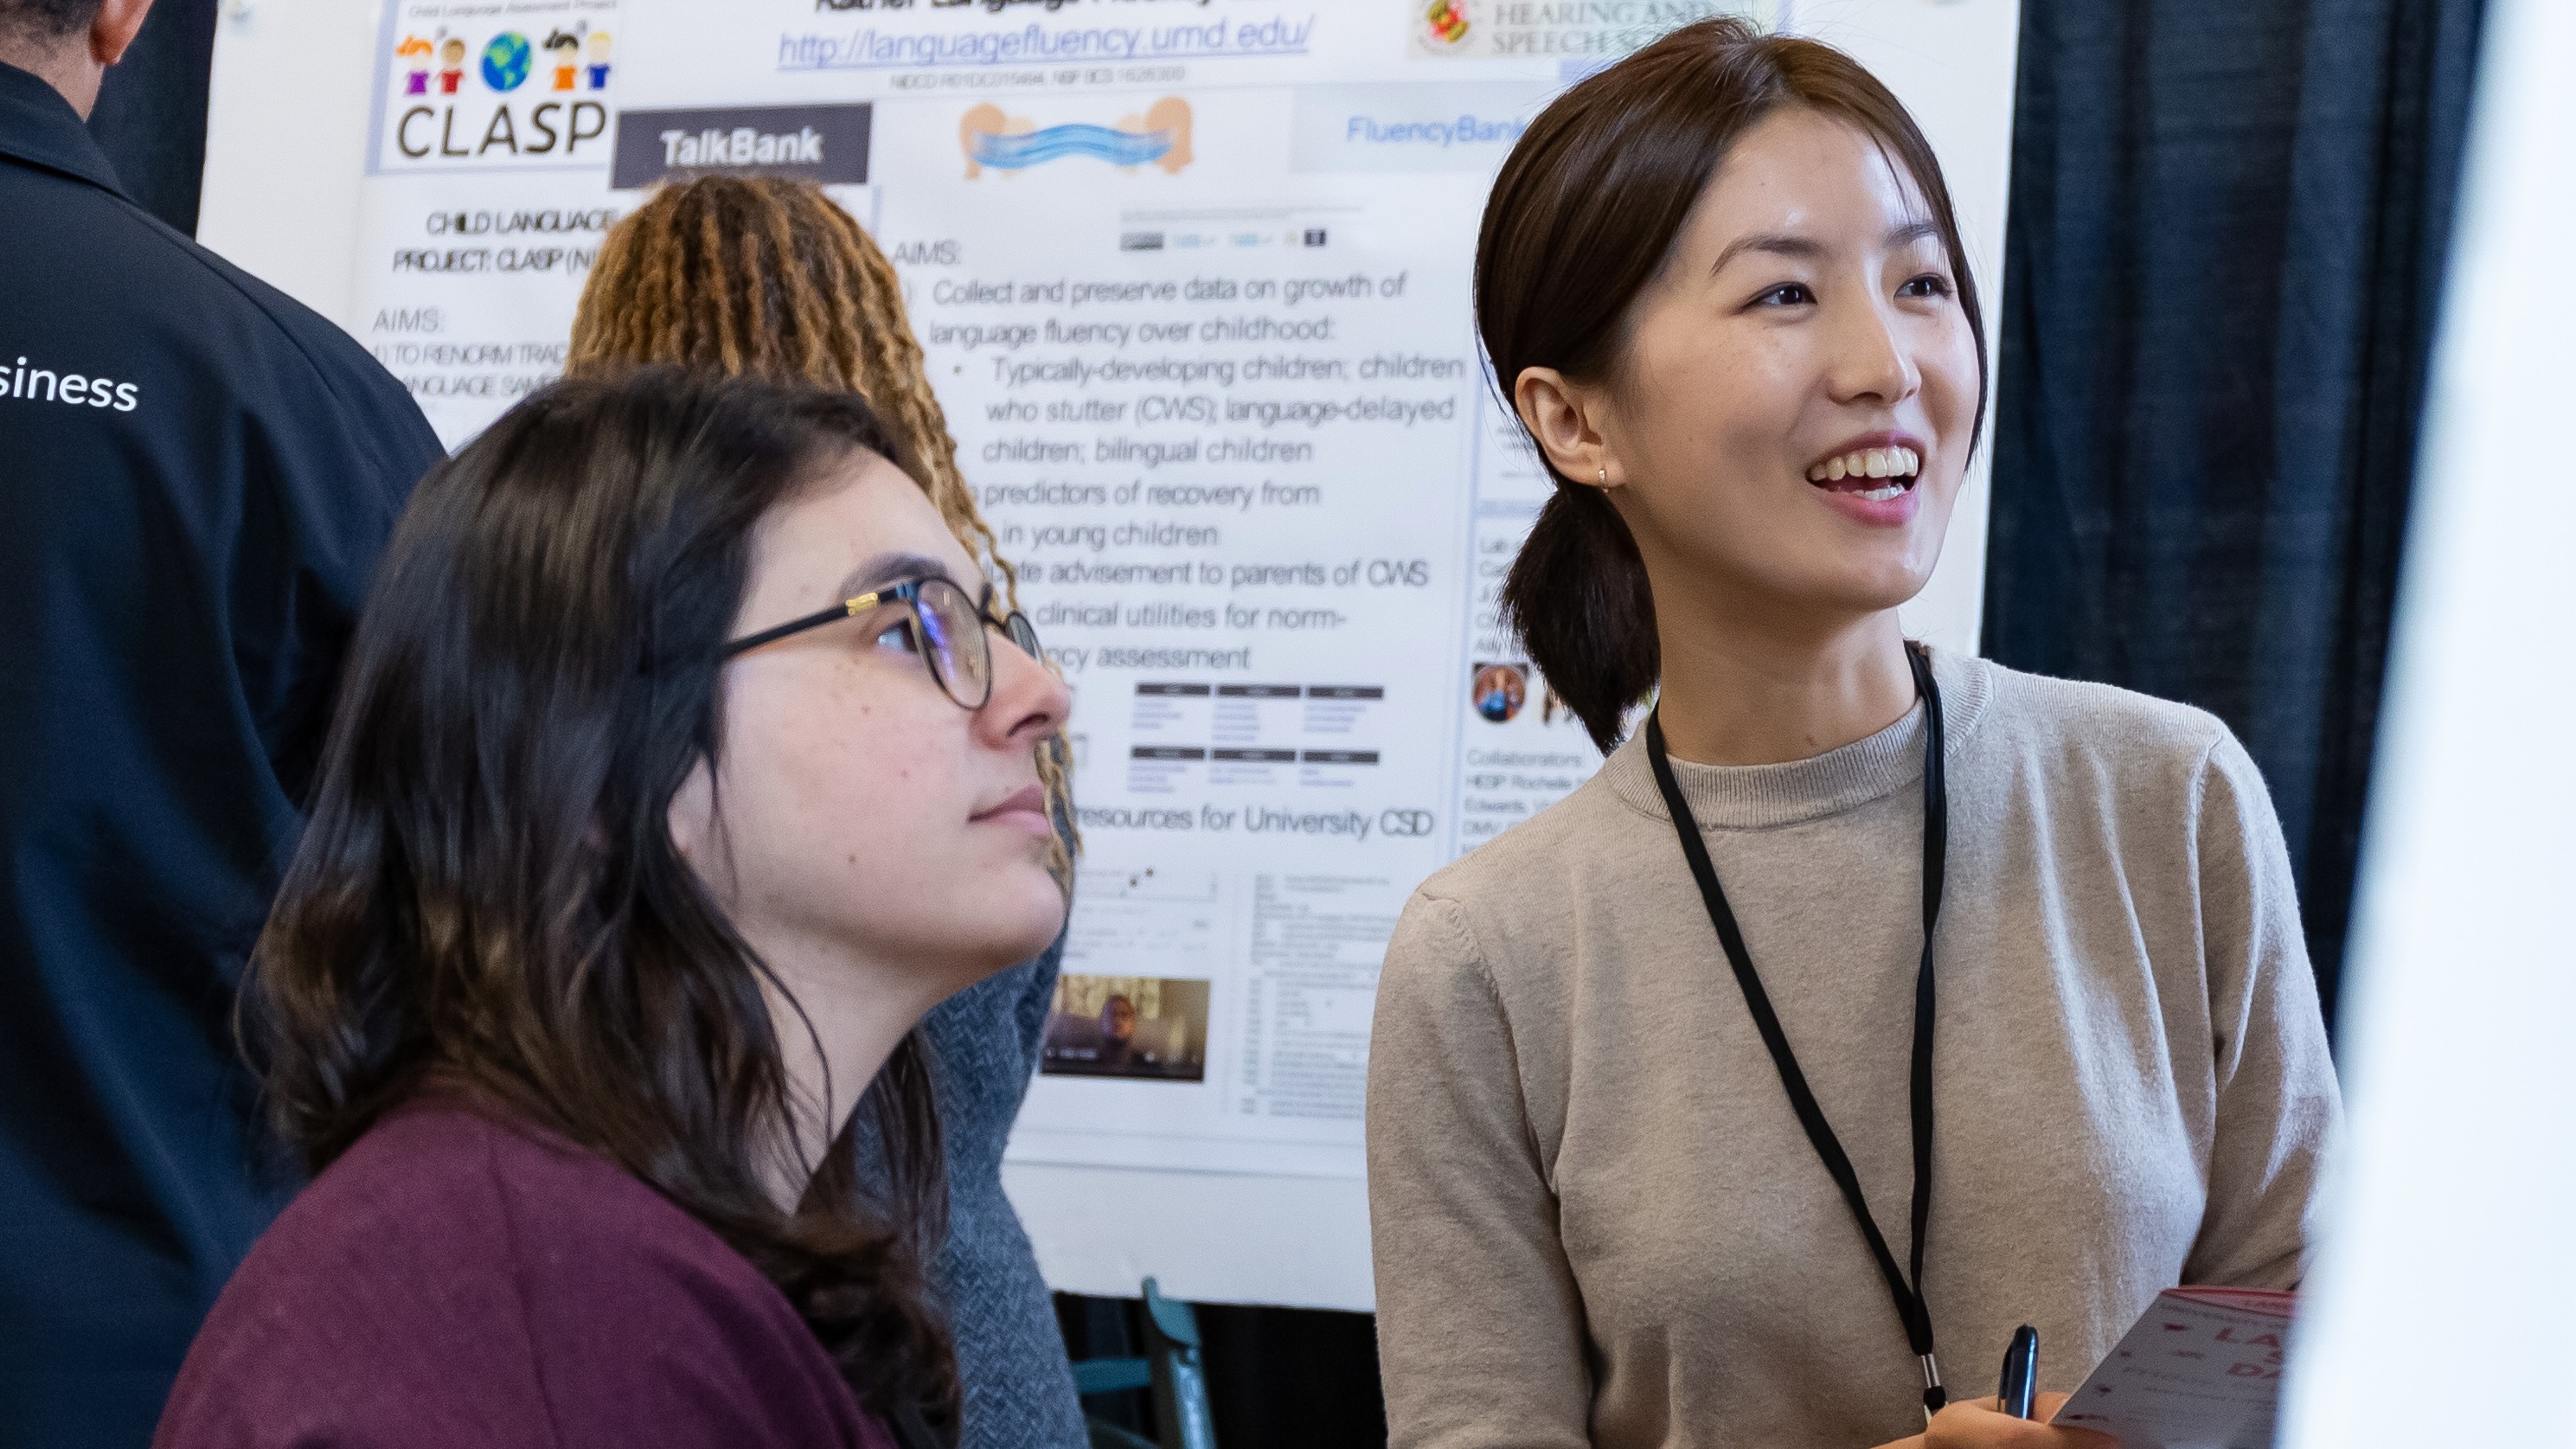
xmin=1480 ymin=18 xmax=1988 ymax=751
xmin=241 ymin=369 xmax=959 ymax=1439
xmin=567 ymin=176 xmax=1072 ymax=868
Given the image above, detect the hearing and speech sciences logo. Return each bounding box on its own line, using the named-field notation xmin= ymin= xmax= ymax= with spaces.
xmin=959 ymin=99 xmax=1194 ymax=178
xmin=1422 ymin=0 xmax=1471 ymax=48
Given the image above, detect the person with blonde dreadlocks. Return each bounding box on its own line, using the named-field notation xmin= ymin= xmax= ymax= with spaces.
xmin=567 ymin=176 xmax=1086 ymax=1449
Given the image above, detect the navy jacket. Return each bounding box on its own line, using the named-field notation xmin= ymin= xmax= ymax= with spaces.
xmin=0 ymin=61 xmax=442 ymax=1445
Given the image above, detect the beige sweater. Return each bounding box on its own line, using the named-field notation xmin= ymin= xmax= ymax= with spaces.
xmin=1366 ymin=649 xmax=2338 ymax=1449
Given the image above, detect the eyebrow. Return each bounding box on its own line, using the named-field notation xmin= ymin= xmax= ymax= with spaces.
xmin=831 ymin=550 xmax=963 ymax=602
xmin=1708 ymin=217 xmax=1946 ymax=276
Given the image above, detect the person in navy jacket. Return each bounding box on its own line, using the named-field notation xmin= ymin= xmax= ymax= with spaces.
xmin=0 ymin=3 xmax=445 ymax=1441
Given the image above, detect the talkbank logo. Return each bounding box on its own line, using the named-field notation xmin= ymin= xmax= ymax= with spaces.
xmin=610 ymin=104 xmax=875 ymax=189
xmin=379 ymin=5 xmax=618 ymax=169
xmin=959 ymin=98 xmax=1194 ymax=178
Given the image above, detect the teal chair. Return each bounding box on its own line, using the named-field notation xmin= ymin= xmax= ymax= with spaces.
xmin=1073 ymin=1278 xmax=1216 ymax=1449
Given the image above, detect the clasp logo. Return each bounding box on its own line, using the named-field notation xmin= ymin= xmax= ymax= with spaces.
xmin=380 ymin=7 xmax=617 ymax=170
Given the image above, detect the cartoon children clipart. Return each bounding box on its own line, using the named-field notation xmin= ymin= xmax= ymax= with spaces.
xmin=584 ymin=31 xmax=612 ymax=89
xmin=437 ymin=35 xmax=467 ymax=93
xmin=396 ymin=35 xmax=433 ymax=94
xmin=545 ymin=29 xmax=580 ymax=91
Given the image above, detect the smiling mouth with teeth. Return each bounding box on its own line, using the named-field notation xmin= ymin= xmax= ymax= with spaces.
xmin=1805 ymin=446 xmax=1921 ymax=503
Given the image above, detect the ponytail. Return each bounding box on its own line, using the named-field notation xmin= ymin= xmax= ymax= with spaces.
xmin=1496 ymin=487 xmax=1656 ymax=753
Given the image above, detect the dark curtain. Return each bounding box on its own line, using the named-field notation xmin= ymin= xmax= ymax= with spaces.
xmin=1983 ymin=0 xmax=2484 ymax=1032
xmin=86 ymin=0 xmax=217 ymax=234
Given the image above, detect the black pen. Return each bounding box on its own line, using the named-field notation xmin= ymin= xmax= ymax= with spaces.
xmin=1997 ymin=1324 xmax=2038 ymax=1420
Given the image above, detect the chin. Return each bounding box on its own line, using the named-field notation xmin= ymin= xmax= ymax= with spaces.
xmin=984 ymin=868 xmax=1072 ymax=963
xmin=1727 ymin=524 xmax=1940 ymax=619
xmin=1838 ymin=542 xmax=1940 ymax=607
xmin=1797 ymin=564 xmax=1932 ymax=617
xmin=1862 ymin=574 xmax=1935 ymax=614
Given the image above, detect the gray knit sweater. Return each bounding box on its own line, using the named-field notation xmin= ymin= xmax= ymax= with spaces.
xmin=859 ymin=937 xmax=1085 ymax=1449
xmin=1367 ymin=649 xmax=2340 ymax=1449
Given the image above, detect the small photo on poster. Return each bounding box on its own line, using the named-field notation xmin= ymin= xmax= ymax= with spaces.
xmin=1471 ymin=661 xmax=1528 ymax=723
xmin=1041 ymin=973 xmax=1211 ymax=1082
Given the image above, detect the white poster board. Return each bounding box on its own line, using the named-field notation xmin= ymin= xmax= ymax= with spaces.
xmin=202 ymin=0 xmax=2020 ymax=1310
xmin=2278 ymin=0 xmax=2576 ymax=1440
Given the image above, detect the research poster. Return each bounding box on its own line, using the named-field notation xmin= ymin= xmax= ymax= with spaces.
xmin=349 ymin=0 xmax=1776 ymax=1181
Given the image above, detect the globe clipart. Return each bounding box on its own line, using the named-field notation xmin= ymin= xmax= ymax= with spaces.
xmin=480 ymin=32 xmax=532 ymax=92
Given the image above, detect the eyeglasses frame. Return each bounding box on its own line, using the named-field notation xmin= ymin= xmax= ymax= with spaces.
xmin=720 ymin=575 xmax=1041 ymax=711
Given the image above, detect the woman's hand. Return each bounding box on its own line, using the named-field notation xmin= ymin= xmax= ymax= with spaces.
xmin=1870 ymin=1394 xmax=2118 ymax=1449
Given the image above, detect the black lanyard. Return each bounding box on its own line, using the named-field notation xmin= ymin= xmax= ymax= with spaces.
xmin=1643 ymin=641 xmax=1950 ymax=1417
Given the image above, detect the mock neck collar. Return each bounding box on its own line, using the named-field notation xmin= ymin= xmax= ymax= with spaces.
xmin=1603 ymin=645 xmax=1993 ymax=830
xmin=0 ymin=61 xmax=125 ymax=197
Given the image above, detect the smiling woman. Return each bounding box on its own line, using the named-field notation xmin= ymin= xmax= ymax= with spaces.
xmin=1364 ymin=20 xmax=2340 ymax=1449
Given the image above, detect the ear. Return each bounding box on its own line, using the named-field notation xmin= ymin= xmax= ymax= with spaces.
xmin=666 ymin=757 xmax=722 ymax=881
xmin=1513 ymin=365 xmax=1624 ymax=491
xmin=89 ymin=0 xmax=155 ymax=67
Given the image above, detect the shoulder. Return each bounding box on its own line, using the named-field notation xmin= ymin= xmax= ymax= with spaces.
xmin=1418 ymin=765 xmax=1642 ymax=916
xmin=1973 ymin=656 xmax=2232 ymax=757
xmin=225 ymin=1098 xmax=550 ymax=1287
xmin=3 ymin=160 xmax=433 ymax=452
xmin=1954 ymin=657 xmax=2292 ymax=895
xmin=1964 ymin=656 xmax=2246 ymax=801
xmin=343 ymin=1101 xmax=818 ymax=1353
xmin=143 ymin=217 xmax=433 ymax=444
xmin=1382 ymin=769 xmax=1644 ymax=1002
xmin=198 ymin=1099 xmax=803 ymax=1332
xmin=159 ymin=1102 xmax=557 ymax=1445
xmin=162 ymin=1099 xmax=878 ymax=1449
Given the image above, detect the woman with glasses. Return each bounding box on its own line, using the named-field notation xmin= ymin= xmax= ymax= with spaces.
xmin=562 ymin=178 xmax=1086 ymax=1447
xmin=152 ymin=369 xmax=1067 ymax=1449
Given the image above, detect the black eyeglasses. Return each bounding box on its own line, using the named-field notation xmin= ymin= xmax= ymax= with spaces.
xmin=721 ymin=575 xmax=1041 ymax=711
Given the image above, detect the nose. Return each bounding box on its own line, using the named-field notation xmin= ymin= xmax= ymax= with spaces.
xmin=979 ymin=625 xmax=1071 ymax=753
xmin=1825 ymin=288 xmax=1921 ymax=409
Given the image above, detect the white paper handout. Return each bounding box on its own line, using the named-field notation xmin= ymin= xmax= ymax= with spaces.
xmin=2053 ymin=1287 xmax=2293 ymax=1448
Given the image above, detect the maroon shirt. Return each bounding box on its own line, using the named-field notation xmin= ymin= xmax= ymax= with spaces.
xmin=155 ymin=1096 xmax=902 ymax=1449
